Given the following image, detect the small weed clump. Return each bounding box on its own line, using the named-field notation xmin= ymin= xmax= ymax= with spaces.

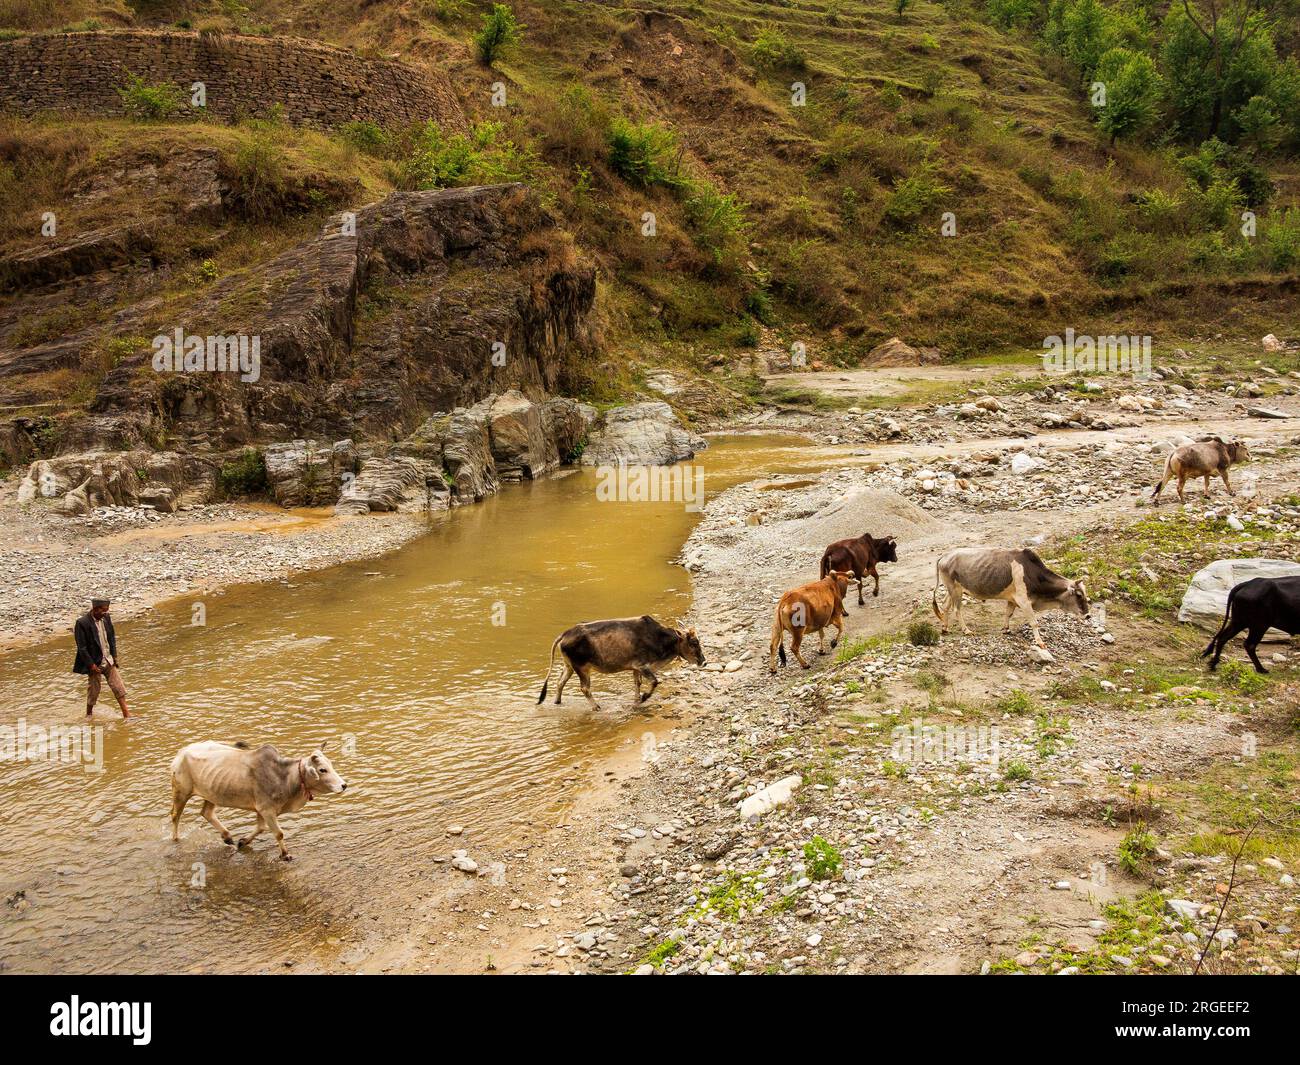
xmin=803 ymin=836 xmax=843 ymax=881
xmin=907 ymin=620 xmax=940 ymax=646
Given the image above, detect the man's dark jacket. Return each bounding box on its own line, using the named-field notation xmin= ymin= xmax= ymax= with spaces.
xmin=72 ymin=612 xmax=117 ymax=675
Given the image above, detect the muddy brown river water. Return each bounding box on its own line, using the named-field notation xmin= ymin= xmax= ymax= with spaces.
xmin=0 ymin=434 xmax=862 ymax=973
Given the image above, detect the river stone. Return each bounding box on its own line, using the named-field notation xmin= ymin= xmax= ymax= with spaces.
xmin=579 ymin=402 xmax=706 ymax=467
xmin=1178 ymin=558 xmax=1300 ymax=639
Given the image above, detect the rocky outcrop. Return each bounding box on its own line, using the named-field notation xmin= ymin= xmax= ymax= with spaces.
xmin=63 ymin=184 xmax=596 ymax=454
xmin=485 ymin=390 xmax=555 ymax=482
xmin=334 ymin=455 xmax=447 ymax=516
xmin=541 ymin=397 xmax=598 ymax=464
xmin=16 ymin=450 xmax=194 ymax=514
xmin=866 ymin=337 xmax=943 ymax=367
xmin=1179 ymin=558 xmax=1300 ymax=640
xmin=262 ymin=439 xmax=358 ymax=508
xmin=579 ymin=402 xmax=706 ymax=467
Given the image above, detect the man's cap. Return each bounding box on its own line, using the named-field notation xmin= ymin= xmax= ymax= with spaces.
xmin=90 ymin=597 xmax=111 ymax=607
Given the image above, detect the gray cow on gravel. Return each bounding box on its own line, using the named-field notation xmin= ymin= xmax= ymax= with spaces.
xmin=933 ymin=547 xmax=1090 ymax=650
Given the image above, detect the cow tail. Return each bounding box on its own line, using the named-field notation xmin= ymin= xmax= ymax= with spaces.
xmin=931 ymin=570 xmax=943 ymax=621
xmin=537 ymin=635 xmax=562 ymax=703
xmin=1152 ymin=453 xmax=1173 ymax=498
xmin=771 ymin=611 xmax=787 ymax=666
xmin=819 ymin=552 xmax=829 ymax=580
xmin=1201 ymin=586 xmax=1238 ymax=658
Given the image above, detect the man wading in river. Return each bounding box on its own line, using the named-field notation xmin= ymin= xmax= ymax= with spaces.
xmin=73 ymin=597 xmax=131 ymax=719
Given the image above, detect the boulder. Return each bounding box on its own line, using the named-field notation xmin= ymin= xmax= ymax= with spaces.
xmin=485 ymin=390 xmax=553 ymax=482
xmin=738 ymin=775 xmax=802 ymax=820
xmin=579 ymin=402 xmax=706 ymax=467
xmin=335 ymin=455 xmax=447 ymax=515
xmin=262 ymin=439 xmax=356 ymax=508
xmin=442 ymin=404 xmax=499 ymax=502
xmin=541 ymin=396 xmax=596 ymax=464
xmin=866 ymin=337 xmax=943 ymax=367
xmin=16 ymin=449 xmax=187 ymax=512
xmin=1178 ymin=558 xmax=1300 ymax=639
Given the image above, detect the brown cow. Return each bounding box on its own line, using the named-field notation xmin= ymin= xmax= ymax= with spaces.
xmin=819 ymin=533 xmax=898 ymax=609
xmin=769 ymin=571 xmax=854 ymax=672
xmin=1152 ymin=436 xmax=1250 ymax=505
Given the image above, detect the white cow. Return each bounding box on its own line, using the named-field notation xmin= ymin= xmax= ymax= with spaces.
xmin=170 ymin=740 xmax=347 ymax=860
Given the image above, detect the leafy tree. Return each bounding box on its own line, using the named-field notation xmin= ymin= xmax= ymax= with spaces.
xmin=474 ymin=4 xmax=523 ymax=66
xmin=1095 ymin=47 xmax=1162 ymax=143
xmin=1167 ymin=0 xmax=1265 ymax=138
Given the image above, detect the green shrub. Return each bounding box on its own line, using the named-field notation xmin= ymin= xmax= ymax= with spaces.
xmin=1118 ymin=821 xmax=1157 ymax=874
xmin=1263 ymin=208 xmax=1300 ymax=270
xmin=1003 ymin=759 xmax=1031 ymax=781
xmin=474 ymin=4 xmax=523 ymax=65
xmin=392 ymin=121 xmax=533 ymax=189
xmin=607 ymin=118 xmax=683 ymax=188
xmin=685 ymin=183 xmax=750 ymax=267
xmin=750 ymin=25 xmax=806 ymax=71
xmin=218 ymin=449 xmax=268 ymax=497
xmin=803 ymin=836 xmax=842 ymax=880
xmin=883 ymin=163 xmax=951 ymax=226
xmin=118 ymin=72 xmax=186 ymax=121
xmin=339 ymin=120 xmax=391 ymax=157
xmin=229 ymin=134 xmax=287 ymax=219
xmin=907 ymin=620 xmax=940 ymax=646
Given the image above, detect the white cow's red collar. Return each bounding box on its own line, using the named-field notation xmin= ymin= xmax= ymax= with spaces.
xmin=298 ymin=758 xmax=313 ymax=802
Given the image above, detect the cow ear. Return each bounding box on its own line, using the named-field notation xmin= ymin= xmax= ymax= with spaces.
xmin=687 ymin=627 xmax=696 ymax=637
xmin=319 ymin=740 xmax=329 ymax=753
xmin=1075 ymin=581 xmax=1087 ymax=596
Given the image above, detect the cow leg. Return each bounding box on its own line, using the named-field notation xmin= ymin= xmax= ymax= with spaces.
xmin=870 ymin=565 xmax=880 ymax=598
xmin=1176 ymin=472 xmax=1187 ymax=503
xmin=238 ymin=813 xmax=267 ymax=849
xmin=1244 ymin=627 xmax=1269 ymax=673
xmin=200 ymin=801 xmax=235 ymax=846
xmin=1206 ymin=619 xmax=1246 ymax=671
xmin=1219 ymin=469 xmax=1234 ymax=497
xmin=830 ymin=613 xmax=843 ymax=649
xmin=576 ymin=666 xmax=602 ymax=711
xmin=170 ymin=785 xmax=191 ymax=841
xmin=630 ymin=669 xmax=643 ymax=701
xmin=791 ymin=629 xmax=811 ymax=669
xmin=857 ymin=573 xmax=866 ymax=606
xmin=817 ymin=627 xmax=828 ymax=655
xmin=1020 ymin=599 xmax=1045 ymax=647
xmin=640 ymin=669 xmax=659 ymax=704
xmin=953 ymin=591 xmax=969 ymax=636
xmin=1003 ymin=599 xmax=1017 ymax=633
xmin=260 ymin=808 xmax=292 ymax=861
xmin=554 ymin=662 xmax=575 ymax=705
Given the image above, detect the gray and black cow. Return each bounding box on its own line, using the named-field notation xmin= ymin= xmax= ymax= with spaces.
xmin=933 ymin=547 xmax=1090 ymax=649
xmin=538 ymin=616 xmax=706 ymax=711
xmin=1202 ymin=576 xmax=1300 ymax=674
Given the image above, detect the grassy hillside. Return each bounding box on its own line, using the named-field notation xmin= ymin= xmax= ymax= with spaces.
xmin=2 ymin=0 xmax=1298 ymax=371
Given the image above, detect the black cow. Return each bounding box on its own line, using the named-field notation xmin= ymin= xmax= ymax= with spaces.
xmin=1202 ymin=576 xmax=1300 ymax=673
xmin=537 ymin=616 xmax=706 ymax=711
xmin=819 ymin=533 xmax=898 ymax=609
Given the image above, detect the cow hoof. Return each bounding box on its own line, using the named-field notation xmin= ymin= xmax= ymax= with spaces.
xmin=237 ymin=838 xmax=250 ymax=848
xmin=281 ymin=853 xmax=294 ymax=862
xmin=223 ymin=837 xmax=234 ymax=846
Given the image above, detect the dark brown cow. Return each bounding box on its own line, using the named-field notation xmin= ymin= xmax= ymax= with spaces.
xmin=538 ymin=616 xmax=706 ymax=711
xmin=819 ymin=533 xmax=898 ymax=608
xmin=769 ymin=571 xmax=854 ymax=672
